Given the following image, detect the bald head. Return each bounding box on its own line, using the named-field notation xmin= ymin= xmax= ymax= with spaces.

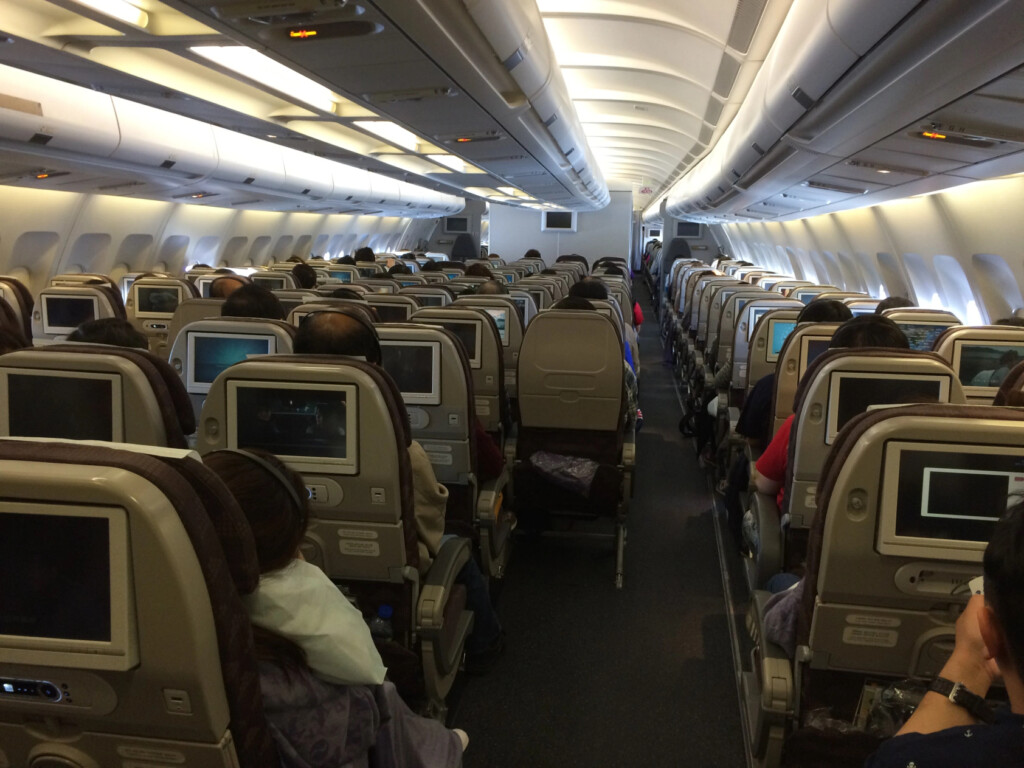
xmin=210 ymin=276 xmax=246 ymax=298
xmin=293 ymin=311 xmax=380 ymax=363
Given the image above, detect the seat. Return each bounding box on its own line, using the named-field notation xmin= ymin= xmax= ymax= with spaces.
xmin=0 ymin=344 xmax=195 ymax=446
xmin=0 ymin=438 xmax=278 ymax=768
xmin=453 ymin=295 xmax=525 ymax=398
xmin=507 ymin=290 xmax=538 ymax=328
xmin=770 ymin=322 xmax=843 ymax=438
xmin=932 ymin=324 xmax=1024 ymax=403
xmin=377 ymin=323 xmax=513 ymax=578
xmin=746 ymin=348 xmax=965 ymax=590
xmin=879 ymin=308 xmax=962 ymax=351
xmin=399 ymin=286 xmax=453 ymax=307
xmin=450 ymin=232 xmax=476 ymax=262
xmin=251 ymin=271 xmax=298 ymax=291
xmin=513 ymin=309 xmax=634 ymax=588
xmin=126 ymin=276 xmax=199 ymax=355
xmin=357 ymin=278 xmax=399 ymax=295
xmin=167 ymin=317 xmax=297 ymax=417
xmin=731 ymin=300 xmax=803 ymax=393
xmin=32 ymin=286 xmax=127 ymax=343
xmin=0 ymin=275 xmax=34 ymax=341
xmin=196 ymin=355 xmax=475 ymax=715
xmin=743 ymin=404 xmax=1024 ymax=767
xmin=364 ymin=294 xmax=420 ymax=323
xmin=166 ymin=298 xmax=227 ymax=353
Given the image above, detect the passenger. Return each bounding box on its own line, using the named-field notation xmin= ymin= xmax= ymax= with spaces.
xmin=602 ymin=264 xmax=643 ymax=327
xmin=420 ymin=260 xmax=444 ymax=272
xmin=202 ymin=449 xmax=468 ymax=765
xmin=875 ymin=295 xmax=916 ymax=313
xmin=865 ymin=501 xmax=1024 ymax=767
xmin=552 ymin=296 xmax=640 ymax=431
xmin=474 ymin=279 xmax=508 ymax=295
xmin=291 ymin=263 xmax=317 ymax=289
xmin=523 ymin=248 xmax=542 ymax=261
xmin=354 ymin=247 xmax=375 ymax=263
xmin=292 ymin=311 xmax=506 ymax=673
xmin=995 ymin=316 xmax=1024 ymax=328
xmin=334 ymin=255 xmax=357 ymax=265
xmin=388 ymin=263 xmax=412 ymax=276
xmin=465 ymin=263 xmax=493 ymax=279
xmin=68 ymin=317 xmax=148 ymax=349
xmin=221 ymin=285 xmax=285 ymax=321
xmin=210 ymin=275 xmax=248 ymax=299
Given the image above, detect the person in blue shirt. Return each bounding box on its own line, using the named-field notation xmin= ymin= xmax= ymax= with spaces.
xmin=865 ymin=500 xmax=1024 ymax=767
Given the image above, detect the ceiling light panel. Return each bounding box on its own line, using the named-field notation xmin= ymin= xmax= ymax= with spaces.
xmin=191 ymin=46 xmax=337 ymax=112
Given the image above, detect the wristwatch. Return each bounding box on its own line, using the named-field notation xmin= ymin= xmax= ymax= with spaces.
xmin=929 ymin=677 xmax=996 ymax=723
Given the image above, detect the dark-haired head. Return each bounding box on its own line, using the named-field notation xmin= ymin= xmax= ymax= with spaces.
xmin=291 ymin=263 xmax=317 ymax=289
xmin=798 ymin=299 xmax=853 ymax=324
xmin=330 ymin=287 xmax=365 ymax=300
xmin=334 ymin=256 xmax=356 ymax=266
xmin=553 ymin=296 xmax=595 ymax=312
xmin=829 ymin=314 xmax=909 ymax=350
xmin=995 ymin=317 xmax=1024 ymax=328
xmin=388 ymin=263 xmax=412 ymax=276
xmin=569 ymin=276 xmax=608 ymax=301
xmin=293 ymin=310 xmax=381 ymax=363
xmin=221 ymin=284 xmax=285 ymax=320
xmin=466 ymin=263 xmax=493 ymax=279
xmin=875 ymin=296 xmax=916 ymax=313
xmin=421 ymin=259 xmax=443 ymax=272
xmin=524 ymin=249 xmax=542 ymax=260
xmin=354 ymin=247 xmax=375 ymax=263
xmin=68 ymin=317 xmax=148 ymax=349
xmin=602 ymin=265 xmax=625 ymax=277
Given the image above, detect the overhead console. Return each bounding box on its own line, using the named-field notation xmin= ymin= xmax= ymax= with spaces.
xmin=661 ymin=0 xmax=1024 ymax=222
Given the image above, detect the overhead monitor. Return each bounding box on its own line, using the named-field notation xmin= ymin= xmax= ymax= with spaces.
xmin=227 ymin=381 xmax=358 ymax=476
xmin=649 ymin=229 xmax=661 ymax=237
xmin=895 ymin=321 xmax=955 ymax=352
xmin=677 ymin=221 xmax=702 ymax=239
xmin=0 ymin=502 xmax=137 ymax=671
xmin=482 ymin=307 xmax=509 ymax=345
xmin=133 ymin=284 xmax=182 ymax=318
xmin=2 ymin=370 xmax=122 ymax=441
xmin=541 ymin=210 xmax=577 ymax=232
xmin=436 ymin=319 xmax=481 ymax=368
xmin=42 ymin=295 xmax=98 ymax=335
xmin=379 ymin=340 xmax=442 ymax=406
xmin=370 ymin=303 xmax=410 ymax=323
xmin=444 ymin=216 xmax=469 ymax=234
xmin=825 ymin=372 xmax=949 ymax=444
xmin=954 ymin=341 xmax=1024 ymax=394
xmin=766 ymin=319 xmax=797 ymax=362
xmin=185 ymin=332 xmax=276 ymax=395
xmin=251 ymin=274 xmax=289 ymax=291
xmin=877 ymin=441 xmax=1024 ymax=560
xmin=799 ymin=335 xmax=833 ymax=377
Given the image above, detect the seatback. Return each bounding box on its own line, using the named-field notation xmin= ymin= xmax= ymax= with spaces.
xmin=357 ymin=278 xmax=398 ymax=294
xmin=453 ymin=295 xmax=524 ymax=395
xmin=789 ymin=284 xmax=839 ymax=304
xmin=697 ymin=279 xmax=744 ymax=343
xmin=713 ymin=289 xmax=767 ymax=367
xmin=197 ymin=355 xmax=417 ymax=585
xmin=324 ymin=264 xmax=360 ymax=284
xmin=250 ymin=271 xmax=297 ymax=292
xmin=772 ymin=280 xmax=812 ymax=295
xmin=845 ymin=298 xmax=882 ymax=315
xmin=0 ymin=344 xmax=196 ymax=447
xmin=399 ymin=286 xmax=453 ymax=307
xmin=288 ymin=301 xmax=378 ymax=327
xmin=126 ymin=276 xmax=199 ymax=355
xmin=167 ymin=299 xmax=227 ymax=353
xmin=364 ymin=294 xmax=420 ymax=324
xmin=411 ymin=307 xmax=508 ymax=437
xmin=32 ymin=286 xmax=125 ymax=342
xmin=787 ymin=349 xmax=964 ymax=526
xmin=880 ymin=308 xmax=962 ymax=351
xmin=732 ymin=301 xmax=803 ymax=389
xmin=507 ymin=290 xmax=539 ymax=328
xmin=0 ymin=439 xmax=277 ymax=768
xmin=517 ymin=309 xmax=624 ymax=462
xmin=690 ymin=276 xmax=735 ymax=335
xmin=0 ymin=275 xmax=34 ymax=340
xmin=771 ymin=322 xmax=840 ymax=436
xmin=168 ymin=318 xmax=297 ymax=417
xmin=517 ymin=281 xmax=555 ymax=310
xmin=799 ymin=404 xmax=1024 ymax=677
xmin=931 ymin=325 xmax=1024 ymax=403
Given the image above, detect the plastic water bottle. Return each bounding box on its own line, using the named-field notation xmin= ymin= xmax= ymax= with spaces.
xmin=368 ymin=604 xmax=394 ymax=641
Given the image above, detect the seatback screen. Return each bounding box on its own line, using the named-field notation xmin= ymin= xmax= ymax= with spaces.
xmin=45 ymin=297 xmax=96 ymax=330
xmin=439 ymin=321 xmax=479 ymax=365
xmin=804 ymin=338 xmax=831 ymax=368
xmin=329 ymin=271 xmax=353 ymax=283
xmin=0 ymin=512 xmax=110 ymax=641
xmin=769 ymin=320 xmax=796 ymax=356
xmin=830 ymin=375 xmax=944 ymax=441
xmin=8 ymin=373 xmax=113 ymax=441
xmin=380 ymin=342 xmax=438 ymax=405
xmin=897 ymin=322 xmax=951 ymax=351
xmin=957 ymin=343 xmax=1024 ymax=387
xmin=251 ymin=275 xmax=288 ymax=291
xmin=416 ymin=295 xmax=445 ymax=308
xmin=136 ymin=286 xmax=180 ymax=314
xmin=235 ymin=386 xmax=349 ymax=459
xmin=192 ymin=335 xmax=273 ymax=386
xmin=483 ymin=308 xmax=508 ymax=344
xmin=372 ymin=304 xmax=409 ymax=323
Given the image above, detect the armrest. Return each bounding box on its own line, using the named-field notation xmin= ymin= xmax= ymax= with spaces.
xmin=728 ymin=406 xmax=740 ymax=433
xmin=417 ymin=536 xmax=471 ymax=635
xmin=750 ymin=590 xmax=795 ymax=713
xmin=621 ymin=428 xmax=636 ymax=472
xmin=476 ymin=467 xmax=509 ymax=524
xmin=749 ymin=493 xmax=783 ymax=589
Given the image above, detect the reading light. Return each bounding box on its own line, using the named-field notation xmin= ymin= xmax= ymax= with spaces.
xmin=70 ymin=0 xmax=149 ymax=28
xmin=190 ymin=46 xmax=337 ymax=113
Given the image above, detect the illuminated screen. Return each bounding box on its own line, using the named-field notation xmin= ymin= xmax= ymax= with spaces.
xmin=0 ymin=513 xmax=110 ymax=641
xmin=187 ymin=333 xmax=274 ymax=394
xmin=849 ymin=305 xmax=877 ymax=317
xmin=8 ymin=373 xmax=115 ymax=441
xmin=380 ymin=340 xmax=440 ymax=406
xmin=897 ymin=322 xmax=952 ymax=351
xmin=794 ymin=290 xmax=822 ymax=305
xmin=483 ymin=307 xmax=508 ymax=345
xmin=135 ymin=286 xmax=180 ymax=315
xmin=328 ymin=271 xmax=353 ymax=283
xmin=444 ymin=271 xmax=462 ymax=280
xmin=372 ymin=304 xmax=410 ymax=323
xmin=828 ymin=374 xmax=946 ymax=443
xmin=439 ymin=321 xmax=480 ymax=367
xmin=748 ymin=307 xmax=773 ymax=340
xmin=892 ymin=448 xmax=1024 ymax=544
xmin=768 ymin=320 xmax=797 ymax=359
xmin=44 ymin=296 xmax=96 ymax=333
xmin=397 ymin=281 xmax=419 ymax=288
xmin=416 ymin=295 xmax=445 ymax=308
xmin=957 ymin=343 xmax=1024 ymax=388
xmin=503 ymin=273 xmax=515 ymax=284
xmin=511 ymin=295 xmax=529 ymax=320
xmin=357 ymin=267 xmax=379 ymax=279
xmin=234 ymin=385 xmax=351 ymax=460
xmin=198 ymin=278 xmax=215 ymax=298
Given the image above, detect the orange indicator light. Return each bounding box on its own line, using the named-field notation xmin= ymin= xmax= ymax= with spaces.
xmin=289 ymin=29 xmax=318 ymax=38
xmin=922 ymin=131 xmax=947 ymax=140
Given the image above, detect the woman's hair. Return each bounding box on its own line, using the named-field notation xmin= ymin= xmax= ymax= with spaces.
xmin=204 ymin=448 xmax=311 ymax=671
xmin=204 ymin=448 xmax=309 ymax=574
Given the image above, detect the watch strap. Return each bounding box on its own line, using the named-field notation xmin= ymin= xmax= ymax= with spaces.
xmin=929 ymin=676 xmax=996 ymax=723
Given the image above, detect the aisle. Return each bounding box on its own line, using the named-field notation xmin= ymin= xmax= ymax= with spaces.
xmin=452 ymin=283 xmax=745 ymax=767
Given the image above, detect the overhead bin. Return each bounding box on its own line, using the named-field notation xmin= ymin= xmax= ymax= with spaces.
xmin=280 ymin=144 xmax=334 ymax=199
xmin=210 ymin=127 xmax=287 ymax=191
xmin=110 ymin=98 xmax=218 ymax=179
